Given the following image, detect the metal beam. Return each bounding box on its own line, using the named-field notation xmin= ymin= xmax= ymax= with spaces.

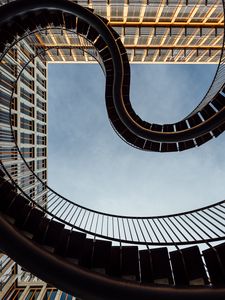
xmin=33 ymin=44 xmax=222 ymax=50
xmin=109 ymin=21 xmax=224 ymax=28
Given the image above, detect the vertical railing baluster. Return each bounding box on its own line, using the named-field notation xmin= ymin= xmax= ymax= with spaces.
xmin=196 ymin=211 xmax=225 ymax=235
xmin=122 ymin=218 xmax=127 ymax=241
xmin=146 ymin=219 xmax=160 ymax=243
xmin=131 ymin=219 xmax=140 ymax=242
xmin=94 ymin=214 xmax=100 ymax=238
xmin=126 ymin=218 xmax=133 ymax=241
xmin=117 ymin=218 xmax=121 ymax=242
xmin=137 ymin=219 xmax=147 ymax=244
xmin=89 ymin=212 xmax=95 ymax=232
xmin=79 ymin=209 xmax=87 ymax=228
xmin=107 ymin=215 xmax=109 ymax=237
xmin=84 ymin=210 xmax=91 ymax=231
xmin=101 ymin=215 xmax=104 ymax=236
xmin=152 ymin=218 xmax=167 ymax=243
xmin=74 ymin=208 xmax=83 ymax=227
xmin=141 ymin=219 xmax=153 ymax=243
xmin=167 ymin=217 xmax=186 ymax=242
xmin=112 ymin=217 xmax=115 ymax=239
xmin=68 ymin=205 xmax=79 ymax=224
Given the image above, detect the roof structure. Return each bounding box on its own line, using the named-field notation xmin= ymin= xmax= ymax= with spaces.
xmin=31 ymin=0 xmax=224 ymax=63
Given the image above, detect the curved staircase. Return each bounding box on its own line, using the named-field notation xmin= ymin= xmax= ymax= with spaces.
xmin=0 ymin=1 xmax=225 ymax=299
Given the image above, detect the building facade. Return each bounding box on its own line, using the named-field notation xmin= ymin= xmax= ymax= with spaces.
xmin=0 ymin=39 xmax=50 ymax=299
xmin=0 ymin=0 xmax=224 ymax=299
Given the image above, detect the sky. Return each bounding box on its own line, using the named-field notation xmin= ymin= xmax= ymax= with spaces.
xmin=47 ymin=62 xmax=225 ymax=217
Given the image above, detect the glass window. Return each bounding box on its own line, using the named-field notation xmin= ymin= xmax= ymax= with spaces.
xmin=20 ymin=117 xmax=34 ymax=131
xmin=21 ymin=103 xmax=34 ymax=117
xmin=43 ymin=290 xmax=57 ymax=300
xmin=25 ymin=291 xmax=34 ymax=300
xmin=60 ymin=293 xmax=67 ymax=300
xmin=37 ymin=111 xmax=46 ymax=122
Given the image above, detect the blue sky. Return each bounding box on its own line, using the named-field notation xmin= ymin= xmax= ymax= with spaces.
xmin=47 ymin=63 xmax=225 ymax=217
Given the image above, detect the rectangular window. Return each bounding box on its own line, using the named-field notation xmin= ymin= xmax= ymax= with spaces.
xmin=37 ymin=74 xmax=47 ymax=88
xmin=37 ymin=87 xmax=46 ymax=100
xmin=37 ymin=111 xmax=46 ymax=122
xmin=0 ymin=72 xmax=15 ymax=90
xmin=43 ymin=290 xmax=57 ymax=300
xmin=20 ymin=44 xmax=32 ymax=59
xmin=37 ymin=135 xmax=46 ymax=145
xmin=20 ymin=175 xmax=34 ymax=188
xmin=0 ymin=58 xmax=17 ymax=76
xmin=8 ymin=48 xmax=17 ymax=61
xmin=0 ymin=147 xmax=17 ymax=160
xmin=0 ymin=129 xmax=14 ymax=142
xmin=21 ymin=147 xmax=34 ymax=158
xmin=37 ymin=99 xmax=46 ymax=110
xmin=21 ymin=102 xmax=34 ymax=117
xmin=25 ymin=65 xmax=34 ymax=77
xmin=36 ymin=62 xmax=46 ymax=76
xmin=21 ymin=161 xmax=34 ymax=172
xmin=0 ymin=110 xmax=10 ymax=124
xmin=11 ymin=97 xmax=17 ymax=110
xmin=20 ymin=132 xmax=34 ymax=144
xmin=37 ymin=159 xmax=47 ymax=169
xmin=37 ymin=183 xmax=46 ymax=194
xmin=37 ymin=147 xmax=47 ymax=157
xmin=21 ymin=74 xmax=34 ymax=90
xmin=0 ymin=90 xmax=11 ymax=107
xmin=37 ymin=123 xmax=46 ymax=134
xmin=20 ymin=88 xmax=34 ymax=104
xmin=20 ymin=118 xmax=34 ymax=131
xmin=27 ymin=188 xmax=35 ymax=198
xmin=11 ymin=114 xmax=17 ymax=127
xmin=37 ymin=170 xmax=47 ymax=180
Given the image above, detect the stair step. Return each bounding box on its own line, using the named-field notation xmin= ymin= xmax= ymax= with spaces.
xmin=17 ymin=13 xmax=37 ymax=32
xmin=106 ymin=246 xmax=121 ymax=277
xmin=44 ymin=219 xmax=65 ymax=248
xmin=42 ymin=10 xmax=62 ymax=27
xmin=6 ymin=194 xmax=30 ymax=220
xmin=139 ymin=249 xmax=153 ymax=283
xmin=170 ymin=250 xmax=188 ymax=286
xmin=171 ymin=246 xmax=208 ymax=286
xmin=80 ymin=238 xmax=94 ymax=268
xmin=94 ymin=36 xmax=107 ymax=52
xmin=22 ymin=207 xmax=45 ymax=234
xmin=92 ymin=239 xmax=111 ymax=273
xmin=189 ymin=247 xmax=209 ymax=284
xmin=55 ymin=228 xmax=70 ymax=256
xmin=33 ymin=10 xmax=49 ymax=28
xmin=150 ymin=247 xmax=173 ymax=285
xmin=0 ymin=25 xmax=17 ymax=44
xmin=66 ymin=230 xmax=86 ymax=263
xmin=76 ymin=18 xmax=89 ymax=36
xmin=0 ymin=180 xmax=17 ymax=212
xmin=64 ymin=13 xmax=76 ymax=29
xmin=0 ymin=179 xmax=15 ymax=194
xmin=121 ymin=246 xmax=140 ymax=281
xmin=87 ymin=26 xmax=99 ymax=42
xmin=203 ymin=245 xmax=225 ymax=285
xmin=33 ymin=217 xmax=50 ymax=244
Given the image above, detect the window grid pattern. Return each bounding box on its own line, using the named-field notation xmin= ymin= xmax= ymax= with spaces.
xmin=28 ymin=0 xmax=224 ymax=63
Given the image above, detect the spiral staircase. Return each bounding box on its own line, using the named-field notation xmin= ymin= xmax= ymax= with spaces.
xmin=0 ymin=0 xmax=225 ymax=299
